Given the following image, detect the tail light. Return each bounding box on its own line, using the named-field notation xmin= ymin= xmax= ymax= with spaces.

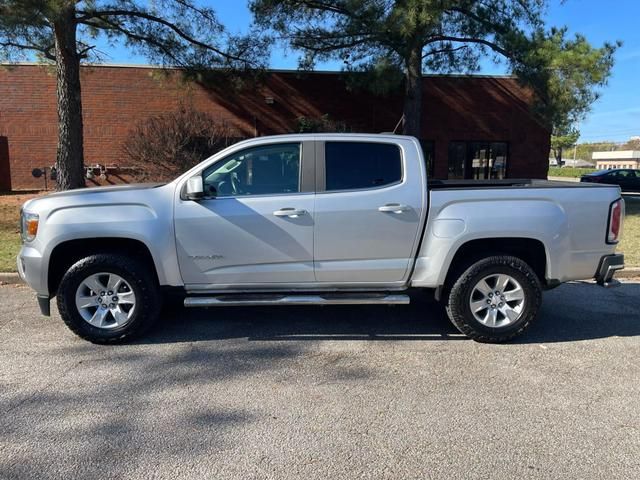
xmin=607 ymin=199 xmax=623 ymax=244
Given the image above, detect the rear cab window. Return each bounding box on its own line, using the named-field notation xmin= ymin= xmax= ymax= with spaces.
xmin=324 ymin=142 xmax=402 ymax=191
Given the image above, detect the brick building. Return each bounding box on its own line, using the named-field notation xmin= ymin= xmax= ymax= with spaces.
xmin=0 ymin=64 xmax=550 ymax=191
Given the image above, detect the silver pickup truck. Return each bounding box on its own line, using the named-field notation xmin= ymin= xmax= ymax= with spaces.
xmin=18 ymin=134 xmax=625 ymax=344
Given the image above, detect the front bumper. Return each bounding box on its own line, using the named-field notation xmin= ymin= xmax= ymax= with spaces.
xmin=595 ymin=253 xmax=624 ymax=287
xmin=17 ymin=245 xmax=51 ymax=316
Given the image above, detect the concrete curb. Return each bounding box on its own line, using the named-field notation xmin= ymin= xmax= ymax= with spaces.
xmin=616 ymin=268 xmax=640 ymax=279
xmin=2 ymin=269 xmax=640 ymax=286
xmin=0 ymin=273 xmax=23 ymax=285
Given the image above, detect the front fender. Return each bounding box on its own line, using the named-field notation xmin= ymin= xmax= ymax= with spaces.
xmin=35 ymin=202 xmax=182 ymax=294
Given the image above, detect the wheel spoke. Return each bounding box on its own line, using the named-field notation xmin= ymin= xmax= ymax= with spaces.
xmin=496 ymin=274 xmax=511 ymax=292
xmin=89 ymin=307 xmax=109 ymax=327
xmin=110 ymin=306 xmax=129 ymax=326
xmin=475 ymin=279 xmax=493 ymax=296
xmin=486 ymin=308 xmax=498 ymax=327
xmin=76 ymin=295 xmax=96 ymax=309
xmin=503 ymin=286 xmax=524 ymax=302
xmin=107 ymin=274 xmax=122 ymax=292
xmin=83 ymin=275 xmax=105 ymax=295
xmin=470 ymin=299 xmax=488 ymax=313
xmin=501 ymin=305 xmax=520 ymax=322
xmin=117 ymin=291 xmax=135 ymax=305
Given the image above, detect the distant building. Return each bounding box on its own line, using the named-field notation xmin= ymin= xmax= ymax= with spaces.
xmin=549 ymin=158 xmax=594 ymax=168
xmin=593 ymin=151 xmax=640 ymax=170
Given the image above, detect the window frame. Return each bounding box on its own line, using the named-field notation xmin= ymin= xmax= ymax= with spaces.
xmin=198 ymin=141 xmax=315 ymax=200
xmin=315 ymin=140 xmax=405 ymax=194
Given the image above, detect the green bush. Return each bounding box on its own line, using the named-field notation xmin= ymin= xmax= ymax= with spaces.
xmin=547 ymin=167 xmax=597 ymax=178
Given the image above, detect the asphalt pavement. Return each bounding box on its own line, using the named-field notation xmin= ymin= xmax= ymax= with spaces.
xmin=0 ymin=280 xmax=639 ymax=480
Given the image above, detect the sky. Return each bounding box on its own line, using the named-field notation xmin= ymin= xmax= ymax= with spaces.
xmin=93 ymin=0 xmax=640 ymax=144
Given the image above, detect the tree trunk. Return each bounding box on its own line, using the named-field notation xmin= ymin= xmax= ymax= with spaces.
xmin=53 ymin=5 xmax=85 ymax=190
xmin=402 ymin=44 xmax=423 ymax=138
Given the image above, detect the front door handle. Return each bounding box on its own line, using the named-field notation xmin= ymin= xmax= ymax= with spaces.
xmin=273 ymin=208 xmax=307 ymax=218
xmin=378 ymin=203 xmax=410 ymax=214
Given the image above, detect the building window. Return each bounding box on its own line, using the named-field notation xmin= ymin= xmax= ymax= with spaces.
xmin=448 ymin=141 xmax=509 ymax=180
xmin=448 ymin=142 xmax=466 ymax=179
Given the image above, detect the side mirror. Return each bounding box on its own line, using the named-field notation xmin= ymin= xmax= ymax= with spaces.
xmin=185 ymin=175 xmax=204 ymax=201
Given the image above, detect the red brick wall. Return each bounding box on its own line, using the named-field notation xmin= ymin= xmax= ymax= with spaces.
xmin=0 ymin=64 xmax=550 ymax=190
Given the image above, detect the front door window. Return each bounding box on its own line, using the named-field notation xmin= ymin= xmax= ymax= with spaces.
xmin=202 ymin=143 xmax=301 ymax=197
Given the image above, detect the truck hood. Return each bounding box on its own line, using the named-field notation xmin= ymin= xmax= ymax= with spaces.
xmin=40 ymin=183 xmax=164 ymax=199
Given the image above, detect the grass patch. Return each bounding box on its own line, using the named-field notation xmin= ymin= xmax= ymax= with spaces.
xmin=0 ymin=192 xmax=42 ymax=272
xmin=620 ymin=194 xmax=640 ymax=267
xmin=0 ymin=221 xmax=21 ymax=272
xmin=548 ymin=167 xmax=597 ymax=178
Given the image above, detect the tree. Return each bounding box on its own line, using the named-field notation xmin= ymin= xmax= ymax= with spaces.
xmin=550 ymin=126 xmax=579 ymax=165
xmin=621 ymin=138 xmax=640 ymax=151
xmin=250 ymin=0 xmax=619 ymax=138
xmin=574 ymin=141 xmax=617 ymax=163
xmin=123 ymin=103 xmax=235 ymax=182
xmin=296 ymin=113 xmax=350 ymax=133
xmin=0 ymin=1 xmax=267 ymax=190
xmin=514 ymin=27 xmax=619 ymax=143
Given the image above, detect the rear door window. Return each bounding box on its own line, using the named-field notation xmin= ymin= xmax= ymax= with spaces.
xmin=324 ymin=142 xmax=402 ymax=191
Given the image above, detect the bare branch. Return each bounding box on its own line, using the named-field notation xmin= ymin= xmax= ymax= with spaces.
xmin=82 ymin=17 xmax=182 ymax=65
xmin=77 ymin=9 xmax=248 ymax=64
xmin=0 ymin=39 xmax=55 ymax=60
xmin=429 ymin=35 xmax=514 ymax=59
xmin=422 ymin=44 xmax=470 ymax=59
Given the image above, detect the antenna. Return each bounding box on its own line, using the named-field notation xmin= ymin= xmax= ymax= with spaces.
xmin=392 ymin=114 xmax=405 ymax=134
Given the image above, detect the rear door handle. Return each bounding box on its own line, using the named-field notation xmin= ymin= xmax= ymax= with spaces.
xmin=378 ymin=203 xmax=410 ymax=213
xmin=273 ymin=208 xmax=307 ymax=218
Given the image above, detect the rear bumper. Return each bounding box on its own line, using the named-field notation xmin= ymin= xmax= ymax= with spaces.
xmin=595 ymin=253 xmax=624 ymax=287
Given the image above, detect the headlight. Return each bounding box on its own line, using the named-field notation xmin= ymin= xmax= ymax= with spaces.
xmin=20 ymin=211 xmax=39 ymax=243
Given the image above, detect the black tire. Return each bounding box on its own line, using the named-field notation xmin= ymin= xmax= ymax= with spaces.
xmin=445 ymin=255 xmax=542 ymax=343
xmin=57 ymin=253 xmax=161 ymax=344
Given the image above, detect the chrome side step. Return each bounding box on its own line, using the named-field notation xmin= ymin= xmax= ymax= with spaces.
xmin=184 ymin=293 xmax=410 ymax=307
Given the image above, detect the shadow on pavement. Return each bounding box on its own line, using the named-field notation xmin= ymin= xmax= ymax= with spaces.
xmin=518 ymin=281 xmax=640 ymax=344
xmin=143 ymin=292 xmax=464 ymax=344
xmin=142 ymin=281 xmax=640 ymax=345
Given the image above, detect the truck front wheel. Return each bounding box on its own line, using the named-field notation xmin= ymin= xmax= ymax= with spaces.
xmin=445 ymin=255 xmax=542 ymax=343
xmin=57 ymin=253 xmax=161 ymax=344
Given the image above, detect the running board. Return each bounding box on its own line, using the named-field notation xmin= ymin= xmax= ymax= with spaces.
xmin=184 ymin=293 xmax=410 ymax=307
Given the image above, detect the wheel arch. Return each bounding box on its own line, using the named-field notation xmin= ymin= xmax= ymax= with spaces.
xmin=443 ymin=237 xmax=549 ymax=291
xmin=48 ymin=238 xmax=160 ymax=296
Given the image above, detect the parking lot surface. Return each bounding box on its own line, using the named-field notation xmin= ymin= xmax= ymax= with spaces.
xmin=1 ymin=281 xmax=639 ymax=480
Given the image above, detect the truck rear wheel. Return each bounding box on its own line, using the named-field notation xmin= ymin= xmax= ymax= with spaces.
xmin=57 ymin=253 xmax=161 ymax=344
xmin=445 ymin=255 xmax=542 ymax=343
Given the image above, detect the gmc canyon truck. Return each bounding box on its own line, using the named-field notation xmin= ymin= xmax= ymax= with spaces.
xmin=18 ymin=134 xmax=625 ymax=344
